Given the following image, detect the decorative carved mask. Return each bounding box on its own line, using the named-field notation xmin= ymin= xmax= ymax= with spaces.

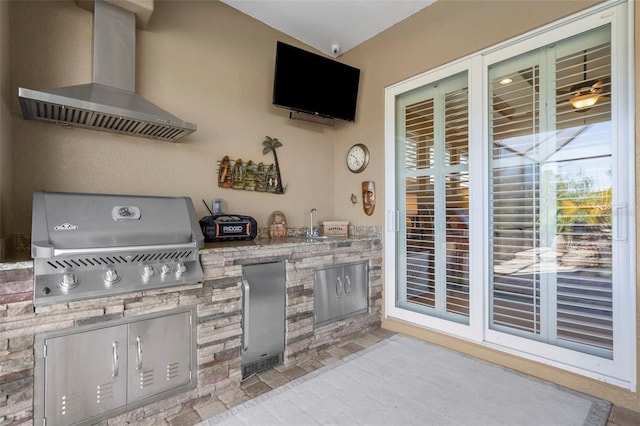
xmin=362 ymin=181 xmax=375 ymax=216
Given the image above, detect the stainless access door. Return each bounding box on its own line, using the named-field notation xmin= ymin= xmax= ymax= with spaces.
xmin=43 ymin=325 xmax=128 ymax=426
xmin=314 ymin=266 xmax=342 ymax=325
xmin=342 ymin=262 xmax=368 ymax=316
xmin=242 ymin=262 xmax=285 ymax=369
xmin=315 ymin=261 xmax=368 ymax=327
xmin=127 ymin=310 xmax=193 ymax=403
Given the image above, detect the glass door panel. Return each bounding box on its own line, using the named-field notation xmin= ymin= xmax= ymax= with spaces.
xmin=488 ymin=26 xmax=613 ymax=358
xmin=397 ymin=72 xmax=470 ymax=323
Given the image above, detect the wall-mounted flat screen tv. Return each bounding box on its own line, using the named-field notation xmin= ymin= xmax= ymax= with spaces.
xmin=272 ymin=41 xmax=360 ymax=122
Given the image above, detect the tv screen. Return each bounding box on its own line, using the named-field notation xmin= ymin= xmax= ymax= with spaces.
xmin=272 ymin=41 xmax=360 ymax=122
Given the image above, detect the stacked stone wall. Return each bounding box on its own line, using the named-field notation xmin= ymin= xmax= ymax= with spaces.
xmin=0 ymin=236 xmax=382 ymax=424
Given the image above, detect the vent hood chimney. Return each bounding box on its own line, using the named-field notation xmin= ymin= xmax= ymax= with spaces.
xmin=18 ymin=0 xmax=196 ymax=142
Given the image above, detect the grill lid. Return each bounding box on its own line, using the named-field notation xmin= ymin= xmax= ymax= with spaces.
xmin=31 ymin=191 xmax=204 ymax=258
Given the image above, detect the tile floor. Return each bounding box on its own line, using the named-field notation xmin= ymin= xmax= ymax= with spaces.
xmin=164 ymin=329 xmax=639 ymax=426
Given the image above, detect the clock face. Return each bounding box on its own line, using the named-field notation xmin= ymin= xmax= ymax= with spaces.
xmin=347 ymin=144 xmax=369 ymax=173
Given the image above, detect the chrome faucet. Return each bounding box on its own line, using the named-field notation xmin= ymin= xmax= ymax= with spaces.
xmin=307 ymin=208 xmax=318 ymax=237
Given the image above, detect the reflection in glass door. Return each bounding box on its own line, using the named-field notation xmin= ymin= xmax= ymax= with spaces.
xmin=488 ymin=26 xmax=613 ymax=358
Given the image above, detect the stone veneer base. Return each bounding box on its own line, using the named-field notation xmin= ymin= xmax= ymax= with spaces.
xmin=0 ymin=232 xmax=382 ymax=425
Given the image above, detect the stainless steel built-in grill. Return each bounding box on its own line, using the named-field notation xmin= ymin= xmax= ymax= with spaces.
xmin=31 ymin=191 xmax=204 ymax=306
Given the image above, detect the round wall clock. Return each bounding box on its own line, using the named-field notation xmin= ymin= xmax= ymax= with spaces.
xmin=346 ymin=143 xmax=370 ymax=173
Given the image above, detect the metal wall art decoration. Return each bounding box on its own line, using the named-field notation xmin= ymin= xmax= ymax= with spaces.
xmin=217 ymin=136 xmax=285 ymax=194
xmin=262 ymin=136 xmax=284 ymax=194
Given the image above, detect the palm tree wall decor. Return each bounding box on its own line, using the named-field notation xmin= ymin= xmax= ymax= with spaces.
xmin=263 ymin=136 xmax=284 ymax=194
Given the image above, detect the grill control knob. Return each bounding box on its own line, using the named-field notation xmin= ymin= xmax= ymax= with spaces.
xmin=160 ymin=264 xmax=171 ymax=275
xmin=142 ymin=265 xmax=156 ymax=279
xmin=104 ymin=268 xmax=120 ymax=284
xmin=59 ymin=272 xmax=79 ymax=290
xmin=175 ymin=262 xmax=187 ymax=276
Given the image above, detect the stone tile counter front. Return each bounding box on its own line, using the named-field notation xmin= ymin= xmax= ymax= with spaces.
xmin=0 ymin=234 xmax=382 ymax=425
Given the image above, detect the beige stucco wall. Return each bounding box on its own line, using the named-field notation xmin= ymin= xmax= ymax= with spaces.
xmin=4 ymin=0 xmax=613 ymax=233
xmin=6 ymin=0 xmax=350 ymax=236
xmin=4 ymin=0 xmax=638 ymax=412
xmin=1 ymin=0 xmax=10 ymax=255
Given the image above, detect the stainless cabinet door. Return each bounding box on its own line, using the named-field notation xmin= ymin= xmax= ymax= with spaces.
xmin=127 ymin=311 xmax=192 ymax=403
xmin=342 ymin=262 xmax=368 ymax=316
xmin=242 ymin=262 xmax=286 ymax=366
xmin=44 ymin=324 xmax=128 ymax=426
xmin=314 ymin=266 xmax=343 ymax=325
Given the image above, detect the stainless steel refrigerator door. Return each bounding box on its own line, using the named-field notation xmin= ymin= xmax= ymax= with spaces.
xmin=127 ymin=311 xmax=193 ymax=403
xmin=44 ymin=324 xmax=128 ymax=425
xmin=242 ymin=262 xmax=285 ymax=366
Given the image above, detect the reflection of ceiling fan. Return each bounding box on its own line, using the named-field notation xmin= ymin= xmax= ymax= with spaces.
xmin=492 ymin=54 xmax=611 ymax=121
xmin=559 ymin=51 xmax=611 ymax=112
xmin=565 ymin=78 xmax=610 ymax=110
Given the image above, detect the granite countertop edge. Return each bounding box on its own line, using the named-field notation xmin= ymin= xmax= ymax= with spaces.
xmin=201 ymin=235 xmax=380 ymax=253
xmin=1 ymin=235 xmax=382 ymax=270
xmin=0 ymin=260 xmax=33 ymax=271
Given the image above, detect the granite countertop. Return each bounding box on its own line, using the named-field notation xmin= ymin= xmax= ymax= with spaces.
xmin=0 ymin=230 xmax=382 ymax=271
xmin=0 ymin=259 xmax=33 ymax=270
xmin=201 ymin=235 xmax=375 ymax=253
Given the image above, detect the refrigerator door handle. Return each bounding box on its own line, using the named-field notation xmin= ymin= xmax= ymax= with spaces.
xmin=242 ymin=279 xmax=250 ymax=352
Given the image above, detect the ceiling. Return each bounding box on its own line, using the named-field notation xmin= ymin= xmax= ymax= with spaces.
xmin=219 ymin=0 xmax=437 ymax=58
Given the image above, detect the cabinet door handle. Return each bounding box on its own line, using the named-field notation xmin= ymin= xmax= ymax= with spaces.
xmin=344 ymin=275 xmax=351 ymax=296
xmin=112 ymin=341 xmax=119 ymax=377
xmin=336 ymin=277 xmax=343 ymax=298
xmin=136 ymin=336 xmax=143 ymax=370
xmin=242 ymin=279 xmax=250 ymax=352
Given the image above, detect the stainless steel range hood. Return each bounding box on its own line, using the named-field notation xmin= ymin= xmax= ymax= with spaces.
xmin=18 ymin=0 xmax=196 ymax=142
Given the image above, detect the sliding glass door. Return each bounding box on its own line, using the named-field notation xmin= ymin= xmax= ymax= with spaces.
xmin=395 ymin=72 xmax=470 ymax=324
xmin=488 ymin=26 xmax=613 ymax=358
xmin=384 ymin=1 xmax=633 ymax=387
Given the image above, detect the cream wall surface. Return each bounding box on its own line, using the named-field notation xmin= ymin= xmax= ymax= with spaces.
xmin=7 ymin=0 xmax=348 ymax=235
xmin=5 ymin=0 xmax=606 ymax=235
xmin=1 ymin=1 xmax=11 ymax=247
